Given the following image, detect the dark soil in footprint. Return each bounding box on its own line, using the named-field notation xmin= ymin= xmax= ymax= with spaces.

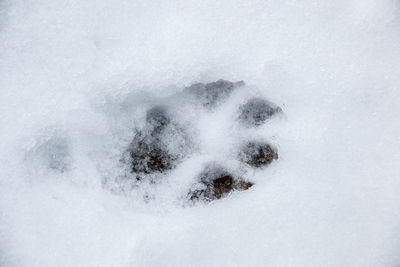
xmin=185 ymin=79 xmax=244 ymax=108
xmin=239 ymin=141 xmax=278 ymax=168
xmin=188 ymin=164 xmax=253 ymax=202
xmin=127 ymin=106 xmax=190 ymax=178
xmin=129 ymin=134 xmax=177 ymax=175
xmin=238 ymin=97 xmax=282 ymax=126
xmin=145 ymin=105 xmax=171 ymax=134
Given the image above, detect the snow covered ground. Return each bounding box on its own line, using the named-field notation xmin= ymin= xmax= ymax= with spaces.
xmin=1 ymin=0 xmax=400 ymax=266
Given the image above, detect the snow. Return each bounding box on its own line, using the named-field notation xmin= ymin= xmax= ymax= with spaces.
xmin=1 ymin=0 xmax=400 ymax=266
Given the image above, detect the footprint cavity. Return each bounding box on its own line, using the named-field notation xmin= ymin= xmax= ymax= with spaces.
xmin=122 ymin=79 xmax=282 ymax=204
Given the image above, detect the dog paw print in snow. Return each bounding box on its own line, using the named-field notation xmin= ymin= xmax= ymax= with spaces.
xmin=124 ymin=79 xmax=283 ymax=203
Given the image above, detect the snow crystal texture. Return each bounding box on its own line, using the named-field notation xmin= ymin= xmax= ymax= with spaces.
xmin=1 ymin=0 xmax=400 ymax=266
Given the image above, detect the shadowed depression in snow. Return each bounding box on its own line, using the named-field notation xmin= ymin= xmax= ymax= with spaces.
xmin=1 ymin=1 xmax=400 ymax=266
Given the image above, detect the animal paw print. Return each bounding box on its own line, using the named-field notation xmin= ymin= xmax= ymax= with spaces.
xmin=125 ymin=79 xmax=282 ymax=203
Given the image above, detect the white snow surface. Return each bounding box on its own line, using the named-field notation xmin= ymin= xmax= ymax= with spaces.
xmin=1 ymin=0 xmax=400 ymax=266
